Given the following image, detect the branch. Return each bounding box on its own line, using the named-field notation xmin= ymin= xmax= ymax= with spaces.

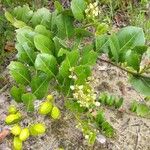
xmin=99 ymin=58 xmax=150 ymax=79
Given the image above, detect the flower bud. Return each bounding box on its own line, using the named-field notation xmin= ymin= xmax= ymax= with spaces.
xmin=46 ymin=94 xmax=54 ymax=101
xmin=8 ymin=105 xmax=17 ymax=114
xmin=13 ymin=137 xmax=22 ymax=150
xmin=29 ymin=123 xmax=46 ymax=136
xmin=5 ymin=113 xmax=21 ymax=125
xmin=51 ymin=106 xmax=61 ymax=119
xmin=39 ymin=101 xmax=53 ymax=115
xmin=19 ymin=128 xmax=30 ymax=141
xmin=11 ymin=124 xmax=21 ymax=136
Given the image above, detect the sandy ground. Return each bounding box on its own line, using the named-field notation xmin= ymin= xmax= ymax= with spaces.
xmin=0 ymin=55 xmax=150 ymax=150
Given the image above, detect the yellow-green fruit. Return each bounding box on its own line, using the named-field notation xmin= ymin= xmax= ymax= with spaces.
xmin=11 ymin=124 xmax=21 ymax=136
xmin=51 ymin=106 xmax=61 ymax=119
xmin=5 ymin=113 xmax=21 ymax=125
xmin=39 ymin=101 xmax=53 ymax=115
xmin=8 ymin=105 xmax=17 ymax=114
xmin=46 ymin=94 xmax=54 ymax=101
xmin=13 ymin=137 xmax=22 ymax=150
xmin=29 ymin=123 xmax=46 ymax=136
xmin=19 ymin=128 xmax=30 ymax=141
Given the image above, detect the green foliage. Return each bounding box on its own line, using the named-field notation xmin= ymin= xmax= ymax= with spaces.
xmin=22 ymin=93 xmax=36 ymax=112
xmin=98 ymin=92 xmax=123 ymax=109
xmin=95 ymin=111 xmax=115 ymax=138
xmin=5 ymin=0 xmax=150 ymax=146
xmin=130 ymin=76 xmax=150 ymax=96
xmin=130 ymin=101 xmax=150 ymax=118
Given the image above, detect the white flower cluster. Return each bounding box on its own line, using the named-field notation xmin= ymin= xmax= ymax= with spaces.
xmin=85 ymin=1 xmax=100 ymax=19
xmin=70 ymin=83 xmax=100 ymax=108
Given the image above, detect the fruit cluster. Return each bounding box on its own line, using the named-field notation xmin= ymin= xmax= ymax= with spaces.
xmin=5 ymin=94 xmax=61 ymax=150
xmin=39 ymin=95 xmax=61 ymax=119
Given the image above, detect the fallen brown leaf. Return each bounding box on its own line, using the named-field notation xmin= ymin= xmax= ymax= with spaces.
xmin=0 ymin=129 xmax=10 ymax=143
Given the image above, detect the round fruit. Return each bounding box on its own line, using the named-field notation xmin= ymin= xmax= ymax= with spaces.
xmin=19 ymin=128 xmax=30 ymax=141
xmin=5 ymin=114 xmax=21 ymax=125
xmin=11 ymin=124 xmax=21 ymax=136
xmin=29 ymin=123 xmax=46 ymax=136
xmin=13 ymin=137 xmax=22 ymax=150
xmin=39 ymin=101 xmax=53 ymax=115
xmin=8 ymin=105 xmax=17 ymax=114
xmin=51 ymin=106 xmax=61 ymax=119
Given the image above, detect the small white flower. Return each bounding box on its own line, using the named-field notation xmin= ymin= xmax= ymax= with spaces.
xmin=69 ymin=67 xmax=74 ymax=72
xmin=93 ymin=2 xmax=98 ymax=7
xmin=70 ymin=85 xmax=75 ymax=90
xmin=78 ymin=85 xmax=83 ymax=90
xmin=95 ymin=11 xmax=99 ymax=17
xmin=85 ymin=135 xmax=89 ymax=139
xmin=89 ymin=3 xmax=94 ymax=9
xmin=95 ymin=101 xmax=100 ymax=107
xmin=72 ymin=75 xmax=77 ymax=80
xmin=85 ymin=8 xmax=89 ymax=14
xmin=69 ymin=75 xmax=73 ymax=78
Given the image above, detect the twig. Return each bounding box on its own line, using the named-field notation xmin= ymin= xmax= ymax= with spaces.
xmin=99 ymin=58 xmax=150 ymax=79
xmin=134 ymin=125 xmax=141 ymax=150
xmin=0 ymin=84 xmax=8 ymax=94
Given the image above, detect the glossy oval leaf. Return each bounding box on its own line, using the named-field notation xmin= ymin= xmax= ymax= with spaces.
xmin=34 ymin=34 xmax=54 ymax=54
xmin=16 ymin=42 xmax=36 ymax=66
xmin=71 ymin=0 xmax=87 ymax=20
xmin=31 ymin=73 xmax=50 ymax=99
xmin=10 ymin=86 xmax=25 ymax=103
xmin=35 ymin=53 xmax=58 ymax=78
xmin=8 ymin=61 xmax=31 ymax=85
xmin=22 ymin=93 xmax=36 ymax=112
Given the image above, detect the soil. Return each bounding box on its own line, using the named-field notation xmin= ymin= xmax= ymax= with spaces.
xmin=0 ymin=54 xmax=150 ymax=150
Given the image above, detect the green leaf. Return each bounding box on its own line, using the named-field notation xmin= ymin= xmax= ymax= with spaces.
xmin=74 ymin=65 xmax=91 ymax=84
xmin=125 ymin=50 xmax=140 ymax=71
xmin=95 ymin=111 xmax=105 ymax=126
xmin=35 ymin=53 xmax=58 ymax=78
xmin=31 ymin=8 xmax=52 ymax=29
xmin=114 ymin=98 xmax=123 ymax=109
xmin=16 ymin=42 xmax=36 ymax=66
xmin=56 ymin=14 xmax=74 ymax=38
xmin=13 ymin=5 xmax=33 ymax=23
xmin=136 ymin=104 xmax=150 ymax=117
xmin=117 ymin=26 xmax=145 ymax=61
xmin=10 ymin=86 xmax=25 ymax=103
xmin=8 ymin=61 xmax=31 ymax=85
xmin=80 ymin=50 xmax=98 ymax=65
xmin=13 ymin=20 xmax=27 ymax=28
xmin=54 ymin=1 xmax=64 ymax=13
xmin=95 ymin=34 xmax=109 ymax=53
xmin=132 ymin=45 xmax=148 ymax=55
xmin=34 ymin=34 xmax=54 ymax=54
xmin=71 ymin=0 xmax=87 ymax=20
xmin=16 ymin=27 xmax=35 ymax=46
xmin=5 ymin=11 xmax=15 ymax=24
xmin=59 ymin=50 xmax=79 ymax=78
xmin=22 ymin=93 xmax=36 ymax=112
xmin=75 ymin=28 xmax=93 ymax=38
xmin=109 ymin=34 xmax=120 ymax=62
xmin=130 ymin=76 xmax=150 ymax=96
xmin=34 ymin=25 xmax=53 ymax=38
xmin=118 ymin=26 xmax=145 ymax=52
xmin=31 ymin=73 xmax=50 ymax=99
